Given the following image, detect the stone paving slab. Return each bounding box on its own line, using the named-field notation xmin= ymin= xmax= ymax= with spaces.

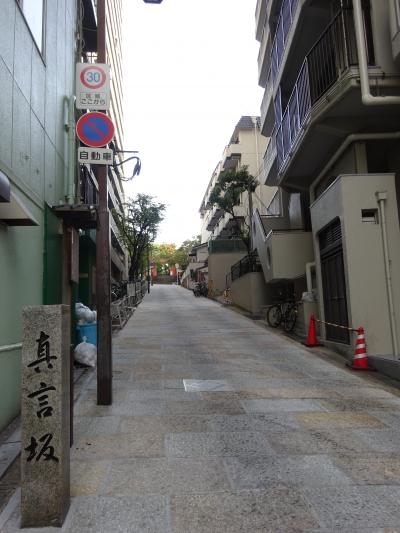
xmin=224 ymin=454 xmax=352 ymax=489
xmin=170 ymin=489 xmax=319 ymax=533
xmin=99 ymin=457 xmax=231 ymax=496
xmin=303 ymin=486 xmax=400 ymax=530
xmin=5 ymin=285 xmax=400 ymax=531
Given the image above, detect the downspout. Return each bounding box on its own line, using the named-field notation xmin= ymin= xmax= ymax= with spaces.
xmin=0 ymin=343 xmax=22 ymax=354
xmin=353 ymin=0 xmax=400 ymax=105
xmin=376 ymin=191 xmax=399 ymax=359
xmin=305 ymin=262 xmax=316 ymax=293
xmin=310 ymin=132 xmax=400 ymax=201
xmin=63 ymin=96 xmax=76 ymax=204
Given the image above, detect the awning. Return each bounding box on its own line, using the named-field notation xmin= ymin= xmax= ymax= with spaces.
xmin=0 ymin=191 xmax=39 ymax=226
xmin=52 ymin=204 xmax=98 ymax=229
xmin=0 ymin=170 xmax=10 ymax=202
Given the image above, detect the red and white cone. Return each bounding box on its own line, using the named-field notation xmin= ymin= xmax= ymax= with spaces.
xmin=348 ymin=326 xmax=375 ymax=371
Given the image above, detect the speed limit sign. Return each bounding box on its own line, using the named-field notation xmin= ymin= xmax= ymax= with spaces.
xmin=76 ymin=63 xmax=110 ymax=110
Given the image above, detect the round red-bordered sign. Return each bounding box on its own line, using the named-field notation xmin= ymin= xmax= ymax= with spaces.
xmin=80 ymin=65 xmax=107 ymax=90
xmin=76 ymin=112 xmax=115 ymax=148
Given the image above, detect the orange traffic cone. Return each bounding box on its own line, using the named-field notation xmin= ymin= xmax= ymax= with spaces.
xmin=303 ymin=314 xmax=323 ymax=347
xmin=348 ymin=326 xmax=375 ymax=371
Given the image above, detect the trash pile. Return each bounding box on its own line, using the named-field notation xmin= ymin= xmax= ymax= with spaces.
xmin=75 ymin=302 xmax=97 ymax=324
xmin=74 ymin=302 xmax=97 ymax=368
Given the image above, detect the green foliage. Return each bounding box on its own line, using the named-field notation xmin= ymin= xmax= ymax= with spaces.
xmin=151 ymin=235 xmax=201 ymax=273
xmin=113 ymin=194 xmax=166 ymax=279
xmin=208 ymin=166 xmax=256 ymax=253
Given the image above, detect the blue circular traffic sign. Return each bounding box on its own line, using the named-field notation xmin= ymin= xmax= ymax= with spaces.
xmin=76 ymin=112 xmax=115 ymax=148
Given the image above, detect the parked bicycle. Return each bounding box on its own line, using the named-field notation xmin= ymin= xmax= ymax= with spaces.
xmin=193 ymin=281 xmax=208 ymax=297
xmin=266 ymin=300 xmax=299 ymax=332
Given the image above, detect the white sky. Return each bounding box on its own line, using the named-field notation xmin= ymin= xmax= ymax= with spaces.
xmin=122 ymin=0 xmax=262 ymax=247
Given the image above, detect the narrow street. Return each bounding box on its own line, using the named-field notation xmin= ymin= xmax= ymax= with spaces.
xmin=5 ymin=284 xmax=400 ymax=532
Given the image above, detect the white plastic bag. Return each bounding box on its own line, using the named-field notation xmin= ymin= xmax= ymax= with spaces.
xmin=74 ymin=340 xmax=97 ymax=367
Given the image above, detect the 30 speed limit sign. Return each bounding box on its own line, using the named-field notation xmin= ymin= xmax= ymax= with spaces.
xmin=76 ymin=63 xmax=110 ymax=110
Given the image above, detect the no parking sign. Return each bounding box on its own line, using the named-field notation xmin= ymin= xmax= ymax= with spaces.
xmin=76 ymin=63 xmax=110 ymax=110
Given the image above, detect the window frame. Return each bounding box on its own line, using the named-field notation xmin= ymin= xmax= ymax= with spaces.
xmin=16 ymin=0 xmax=46 ymax=57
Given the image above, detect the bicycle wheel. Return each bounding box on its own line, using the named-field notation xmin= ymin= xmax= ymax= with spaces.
xmin=284 ymin=306 xmax=297 ymax=332
xmin=267 ymin=305 xmax=282 ymax=327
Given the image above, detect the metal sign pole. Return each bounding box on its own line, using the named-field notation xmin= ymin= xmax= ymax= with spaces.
xmin=96 ymin=0 xmax=112 ymax=405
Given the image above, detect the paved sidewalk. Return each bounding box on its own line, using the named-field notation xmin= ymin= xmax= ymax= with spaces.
xmin=3 ymin=284 xmax=400 ymax=532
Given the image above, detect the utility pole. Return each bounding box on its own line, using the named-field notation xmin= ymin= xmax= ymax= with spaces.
xmin=96 ymin=0 xmax=112 ymax=405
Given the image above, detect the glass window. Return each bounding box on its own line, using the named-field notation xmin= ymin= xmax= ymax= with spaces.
xmin=17 ymin=0 xmax=45 ymax=52
xmin=396 ymin=0 xmax=400 ymax=28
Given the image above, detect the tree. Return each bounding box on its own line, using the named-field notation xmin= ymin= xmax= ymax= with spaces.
xmin=151 ymin=243 xmax=177 ymax=274
xmin=208 ymin=166 xmax=256 ymax=254
xmin=174 ymin=236 xmax=201 ymax=271
xmin=114 ymin=194 xmax=166 ymax=280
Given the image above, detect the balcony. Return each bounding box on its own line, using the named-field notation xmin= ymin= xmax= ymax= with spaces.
xmin=262 ymin=230 xmax=313 ymax=282
xmin=255 ymin=0 xmax=269 ymax=42
xmin=206 ymin=206 xmax=224 ymax=231
xmin=270 ymin=0 xmax=300 ymax=83
xmin=270 ymin=8 xmax=381 ymax=187
xmin=262 ymin=130 xmax=277 ymax=186
xmin=260 ymin=68 xmax=274 ymax=136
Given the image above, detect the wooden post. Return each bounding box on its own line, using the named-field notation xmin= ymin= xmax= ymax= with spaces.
xmin=96 ymin=0 xmax=112 ymax=405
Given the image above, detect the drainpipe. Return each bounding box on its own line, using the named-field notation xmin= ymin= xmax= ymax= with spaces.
xmin=0 ymin=343 xmax=22 ymax=354
xmin=63 ymin=96 xmax=76 ymax=204
xmin=310 ymin=132 xmax=400 ymax=201
xmin=376 ymin=191 xmax=399 ymax=359
xmin=353 ymin=0 xmax=400 ymax=106
xmin=305 ymin=262 xmax=316 ymax=293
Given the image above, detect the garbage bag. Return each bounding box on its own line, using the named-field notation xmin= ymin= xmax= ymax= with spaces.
xmin=74 ymin=340 xmax=97 ymax=367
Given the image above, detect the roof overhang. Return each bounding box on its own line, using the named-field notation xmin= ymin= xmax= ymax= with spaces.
xmin=0 ymin=170 xmax=10 ymax=202
xmin=0 ymin=191 xmax=39 ymax=226
xmin=52 ymin=204 xmax=98 ymax=229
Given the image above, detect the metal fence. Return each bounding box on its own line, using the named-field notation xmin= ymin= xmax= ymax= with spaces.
xmin=275 ymin=8 xmax=369 ymax=172
xmin=231 ymin=254 xmax=262 ymax=283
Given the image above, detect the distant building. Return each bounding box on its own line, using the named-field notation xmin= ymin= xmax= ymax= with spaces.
xmin=199 ymin=116 xmax=275 ymax=303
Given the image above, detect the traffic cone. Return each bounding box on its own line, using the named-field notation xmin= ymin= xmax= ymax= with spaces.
xmin=347 ymin=326 xmax=375 ymax=371
xmin=303 ymin=314 xmax=323 ymax=347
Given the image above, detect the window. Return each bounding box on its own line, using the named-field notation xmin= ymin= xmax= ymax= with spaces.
xmin=17 ymin=0 xmax=45 ymax=52
xmin=396 ymin=0 xmax=400 ymax=28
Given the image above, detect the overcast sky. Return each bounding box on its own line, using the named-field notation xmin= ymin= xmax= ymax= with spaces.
xmin=122 ymin=0 xmax=262 ymax=246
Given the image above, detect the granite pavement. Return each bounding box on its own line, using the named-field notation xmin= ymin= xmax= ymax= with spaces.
xmin=3 ymin=284 xmax=400 ymax=532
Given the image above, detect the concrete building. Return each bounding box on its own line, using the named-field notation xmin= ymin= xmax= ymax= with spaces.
xmin=254 ymin=0 xmax=400 ymax=366
xmin=0 ymin=0 xmax=127 ymax=432
xmin=78 ymin=0 xmax=127 ymax=310
xmin=200 ymin=116 xmax=275 ymax=304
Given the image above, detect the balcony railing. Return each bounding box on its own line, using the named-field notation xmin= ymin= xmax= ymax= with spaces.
xmin=275 ymin=9 xmax=368 ymax=172
xmin=231 ymin=253 xmax=262 ymax=283
xmin=271 ymin=0 xmax=300 ymax=82
xmin=80 ymin=167 xmax=98 ymax=205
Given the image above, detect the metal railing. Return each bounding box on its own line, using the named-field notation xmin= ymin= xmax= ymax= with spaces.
xmin=80 ymin=167 xmax=98 ymax=205
xmin=231 ymin=253 xmax=262 ymax=282
xmin=271 ymin=0 xmax=300 ymax=81
xmin=275 ymin=9 xmax=367 ymax=171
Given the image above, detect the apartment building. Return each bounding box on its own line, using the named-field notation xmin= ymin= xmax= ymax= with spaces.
xmin=255 ymin=0 xmax=400 ymax=363
xmin=200 ymin=116 xmax=274 ymax=302
xmin=0 ymin=0 xmax=78 ymax=430
xmin=78 ymin=0 xmax=127 ymax=309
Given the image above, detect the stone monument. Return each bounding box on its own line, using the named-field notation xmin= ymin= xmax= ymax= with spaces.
xmin=21 ymin=305 xmax=70 ymax=527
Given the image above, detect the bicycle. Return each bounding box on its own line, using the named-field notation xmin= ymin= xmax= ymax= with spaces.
xmin=266 ymin=300 xmax=299 ymax=332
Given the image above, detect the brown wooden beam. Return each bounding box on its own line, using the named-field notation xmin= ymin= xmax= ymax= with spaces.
xmin=96 ymin=0 xmax=112 ymax=405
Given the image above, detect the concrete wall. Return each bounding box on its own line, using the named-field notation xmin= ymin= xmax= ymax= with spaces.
xmin=311 ymin=173 xmax=400 ymax=358
xmin=231 ymin=272 xmax=270 ymax=315
xmin=208 ymin=251 xmax=247 ymax=295
xmin=0 ymin=0 xmax=76 ymax=430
